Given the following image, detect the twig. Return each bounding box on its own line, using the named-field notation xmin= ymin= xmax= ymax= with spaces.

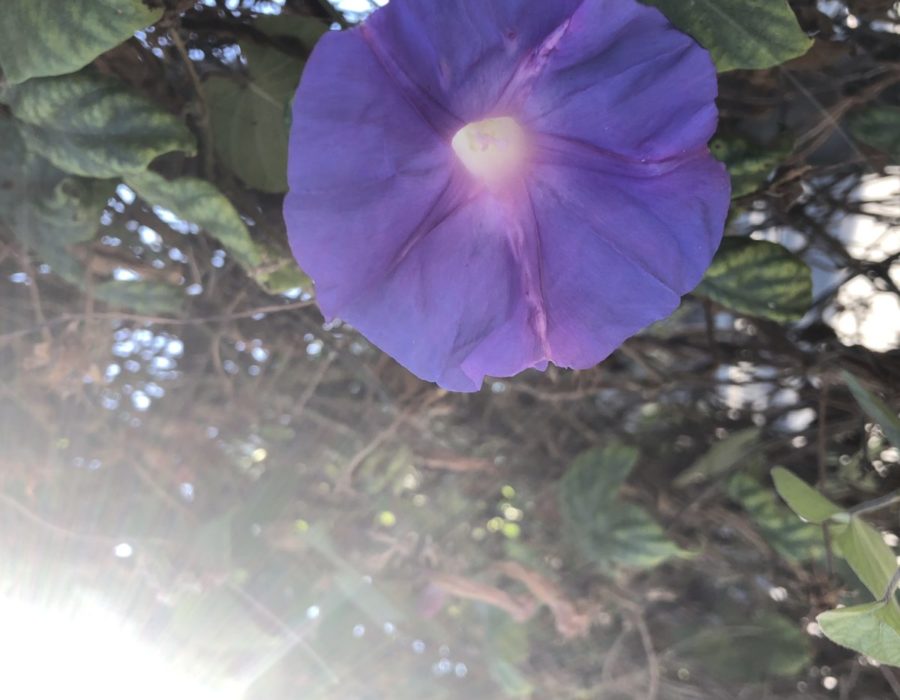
xmin=168 ymin=27 xmax=215 ymax=179
xmin=881 ymin=667 xmax=900 ymax=700
xmin=851 ymin=490 xmax=900 ymax=517
xmin=630 ymin=610 xmax=661 ymax=700
xmin=0 ymin=299 xmax=315 ymax=344
xmin=818 ymin=380 xmax=830 ymax=487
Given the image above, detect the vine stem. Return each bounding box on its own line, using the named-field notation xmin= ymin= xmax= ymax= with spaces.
xmin=882 ymin=567 xmax=900 ymax=604
xmin=851 ymin=491 xmax=900 ymax=517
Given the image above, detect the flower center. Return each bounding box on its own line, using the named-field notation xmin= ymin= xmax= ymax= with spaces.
xmin=451 ymin=117 xmax=526 ymax=184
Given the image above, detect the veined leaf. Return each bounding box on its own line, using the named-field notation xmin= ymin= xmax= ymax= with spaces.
xmin=644 ymin=0 xmax=813 ymax=72
xmin=697 ymin=238 xmax=812 ymax=322
xmin=836 ymin=516 xmax=898 ymax=600
xmin=125 ymin=171 xmax=263 ymax=269
xmin=0 ymin=0 xmax=161 ymax=85
xmin=728 ymin=473 xmax=826 ymax=563
xmin=711 ymin=136 xmax=790 ymax=199
xmin=4 ymin=70 xmax=195 ymax=178
xmin=560 ymin=445 xmax=686 ymax=569
xmin=818 ymin=600 xmax=900 ymax=667
xmin=771 ymin=467 xmax=844 ymax=525
xmin=843 ymin=370 xmax=900 ymax=448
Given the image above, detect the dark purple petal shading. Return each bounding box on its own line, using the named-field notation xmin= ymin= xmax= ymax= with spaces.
xmin=285 ymin=26 xmax=453 ymax=313
xmin=330 ymin=181 xmax=547 ymax=392
xmin=519 ymin=0 xmax=719 ymax=160
xmin=362 ymin=0 xmax=584 ymax=129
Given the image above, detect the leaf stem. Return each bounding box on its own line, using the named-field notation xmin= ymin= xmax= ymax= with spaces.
xmin=851 ymin=491 xmax=900 ymax=517
xmin=882 ymin=567 xmax=900 ymax=605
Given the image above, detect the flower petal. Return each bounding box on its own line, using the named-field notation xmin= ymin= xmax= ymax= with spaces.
xmin=529 ymin=152 xmax=731 ymax=369
xmin=362 ymin=0 xmax=584 ymax=128
xmin=285 ymin=26 xmax=452 ymax=311
xmin=333 ymin=186 xmax=547 ymax=391
xmin=521 ymin=0 xmax=719 ymax=160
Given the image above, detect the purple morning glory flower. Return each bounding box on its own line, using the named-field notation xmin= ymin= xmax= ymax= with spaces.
xmin=284 ymin=0 xmax=730 ymax=391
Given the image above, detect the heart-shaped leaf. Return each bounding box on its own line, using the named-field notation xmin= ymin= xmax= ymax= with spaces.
xmin=697 ymin=238 xmax=812 ymax=322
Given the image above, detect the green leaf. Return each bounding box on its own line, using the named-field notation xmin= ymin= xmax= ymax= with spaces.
xmin=771 ymin=467 xmax=845 ymax=525
xmin=710 ymin=137 xmax=790 ymax=199
xmin=0 ymin=0 xmax=161 ymax=85
xmin=254 ymin=255 xmax=309 ymax=294
xmin=836 ymin=516 xmax=898 ymax=600
xmin=843 ymin=370 xmax=900 ymax=448
xmin=674 ymin=427 xmax=761 ymax=488
xmin=643 ymin=0 xmax=812 ymax=72
xmin=4 ymin=70 xmax=195 ymax=178
xmin=6 ymin=170 xmax=115 ymax=285
xmin=818 ymin=600 xmax=900 ymax=667
xmin=679 ymin=613 xmax=812 ymax=682
xmin=125 ymin=170 xmax=263 ymax=269
xmin=696 ymin=238 xmax=812 ymax=322
xmin=560 ymin=445 xmax=686 ymax=569
xmin=205 ymin=19 xmax=327 ymax=193
xmin=728 ymin=473 xmax=827 ymax=562
xmin=848 ymin=106 xmax=900 ymax=161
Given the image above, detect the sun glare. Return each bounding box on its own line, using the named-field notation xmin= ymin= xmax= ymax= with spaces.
xmin=0 ymin=595 xmax=239 ymax=700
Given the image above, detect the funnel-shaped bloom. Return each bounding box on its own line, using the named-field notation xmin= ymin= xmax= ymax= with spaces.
xmin=285 ymin=0 xmax=730 ymax=391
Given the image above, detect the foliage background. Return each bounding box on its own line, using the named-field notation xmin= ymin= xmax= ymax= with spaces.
xmin=1 ymin=0 xmax=899 ymax=697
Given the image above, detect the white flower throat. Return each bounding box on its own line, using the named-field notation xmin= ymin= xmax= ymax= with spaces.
xmin=451 ymin=117 xmax=527 ymax=184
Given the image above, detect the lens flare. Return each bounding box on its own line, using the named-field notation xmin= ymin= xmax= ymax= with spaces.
xmin=0 ymin=595 xmax=239 ymax=700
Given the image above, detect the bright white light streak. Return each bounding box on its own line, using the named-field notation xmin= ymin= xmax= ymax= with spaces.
xmin=0 ymin=596 xmax=240 ymax=700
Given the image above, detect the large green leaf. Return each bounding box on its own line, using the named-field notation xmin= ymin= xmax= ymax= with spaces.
xmin=3 ymin=70 xmax=195 ymax=178
xmin=818 ymin=600 xmax=900 ymax=667
xmin=0 ymin=0 xmax=161 ymax=85
xmin=710 ymin=136 xmax=790 ymax=199
xmin=125 ymin=170 xmax=263 ymax=269
xmin=0 ymin=133 xmax=185 ymax=316
xmin=848 ymin=106 xmax=900 ymax=161
xmin=843 ymin=370 xmax=900 ymax=448
xmin=560 ymin=445 xmax=686 ymax=569
xmin=771 ymin=467 xmax=845 ymax=525
xmin=644 ymin=0 xmax=812 ymax=72
xmin=696 ymin=238 xmax=812 ymax=322
xmin=674 ymin=427 xmax=761 ymax=488
xmin=728 ymin=473 xmax=826 ymax=563
xmin=836 ymin=516 xmax=898 ymax=600
xmin=204 ymin=17 xmax=327 ymax=193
